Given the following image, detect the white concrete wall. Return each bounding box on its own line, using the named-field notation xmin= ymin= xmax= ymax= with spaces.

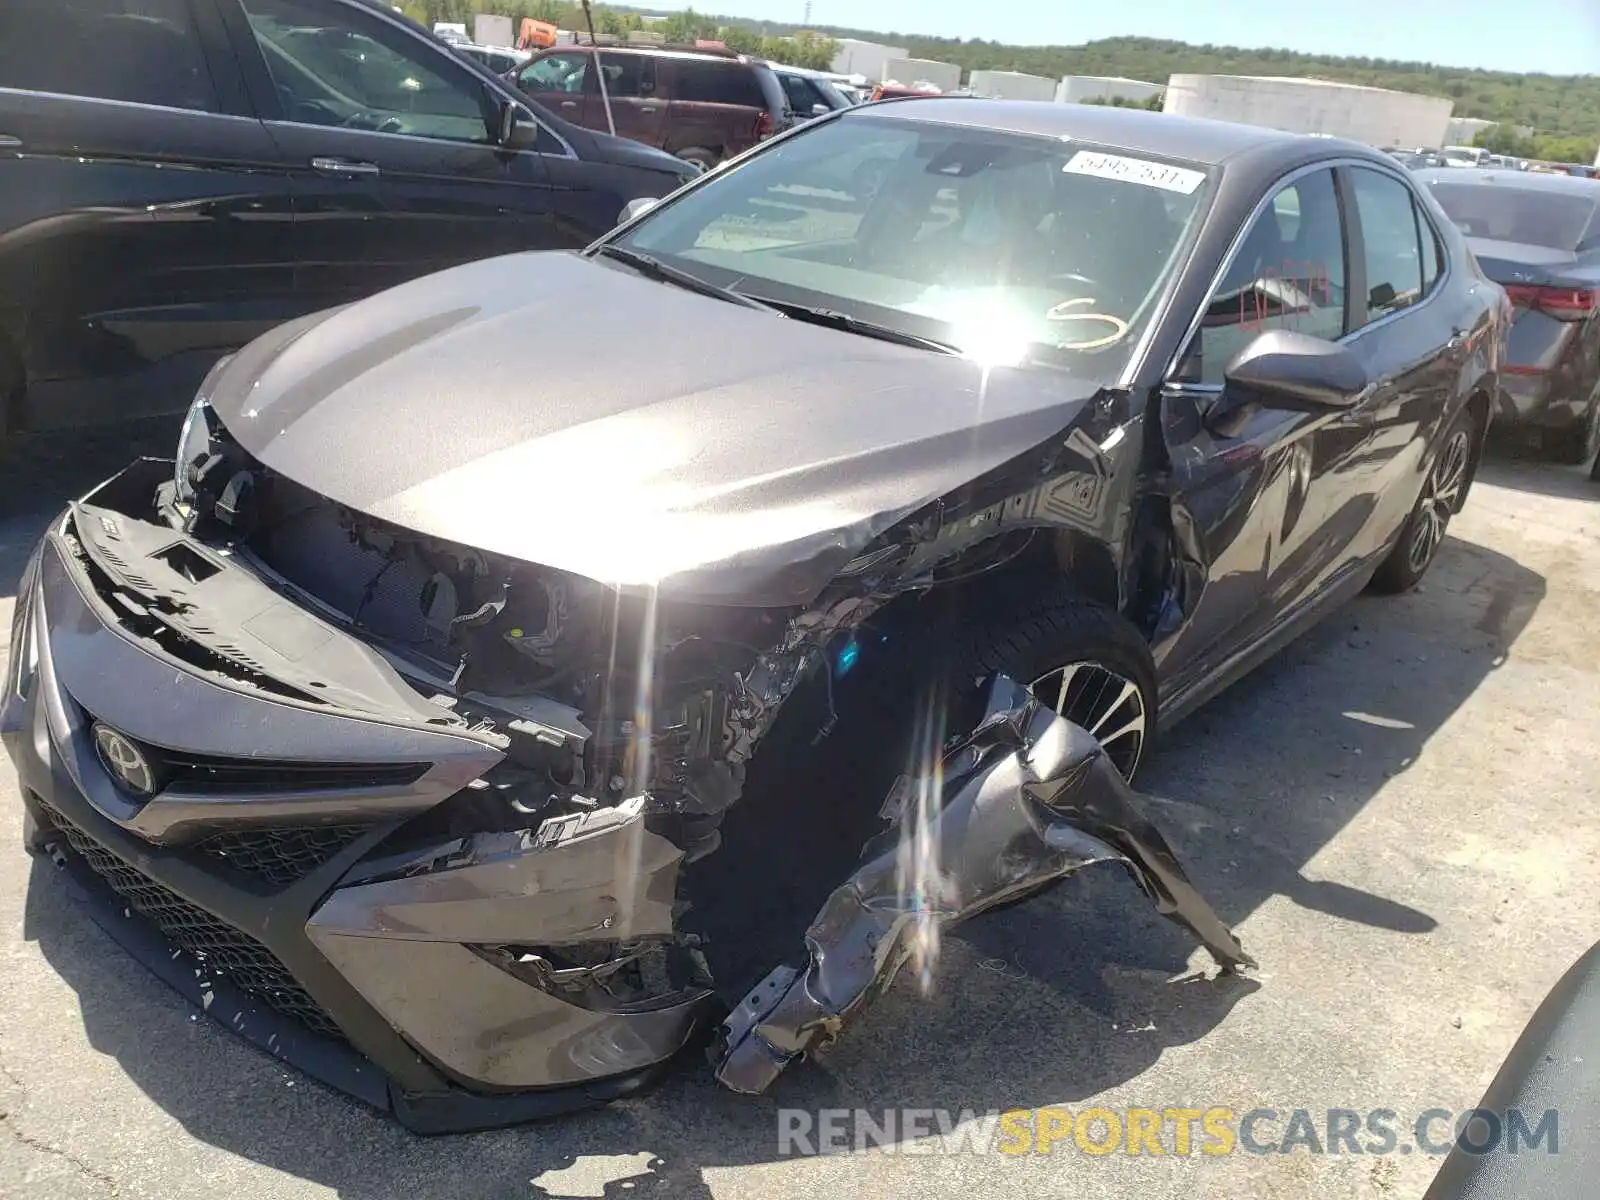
xmin=1055 ymin=76 xmax=1165 ymax=105
xmin=882 ymin=57 xmax=962 ymax=93
xmin=829 ymin=39 xmax=908 ymax=80
xmin=1445 ymin=116 xmax=1494 ymax=146
xmin=1164 ymin=75 xmax=1453 ymax=149
xmin=967 ymin=70 xmax=1056 ymax=102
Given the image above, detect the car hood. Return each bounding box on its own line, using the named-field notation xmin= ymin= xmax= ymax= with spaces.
xmin=210 ymin=251 xmax=1106 ymax=605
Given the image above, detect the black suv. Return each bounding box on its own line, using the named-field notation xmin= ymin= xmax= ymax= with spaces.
xmin=0 ymin=0 xmax=693 ymax=435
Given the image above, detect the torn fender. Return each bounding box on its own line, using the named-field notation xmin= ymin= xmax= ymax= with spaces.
xmin=712 ymin=674 xmax=1254 ymax=1094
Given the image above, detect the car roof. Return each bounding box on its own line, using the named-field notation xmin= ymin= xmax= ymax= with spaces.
xmin=1414 ymin=168 xmax=1600 ymax=195
xmin=562 ymin=45 xmax=753 ymax=67
xmin=844 ymin=99 xmax=1347 ymax=168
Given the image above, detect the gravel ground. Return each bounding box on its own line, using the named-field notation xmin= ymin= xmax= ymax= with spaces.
xmin=1 ymin=428 xmax=1596 ymax=1200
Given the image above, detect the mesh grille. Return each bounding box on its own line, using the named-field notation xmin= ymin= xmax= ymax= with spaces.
xmin=195 ymin=825 xmax=368 ymax=886
xmin=40 ymin=805 xmax=346 ymax=1041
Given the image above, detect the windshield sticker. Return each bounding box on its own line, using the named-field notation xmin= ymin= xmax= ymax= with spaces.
xmin=1063 ymin=151 xmax=1206 ymax=194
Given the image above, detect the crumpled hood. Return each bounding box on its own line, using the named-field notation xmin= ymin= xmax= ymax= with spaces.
xmin=211 ymin=251 xmax=1103 ymax=604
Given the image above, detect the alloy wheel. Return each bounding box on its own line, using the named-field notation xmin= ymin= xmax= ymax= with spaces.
xmin=1028 ymin=661 xmax=1147 ymax=780
xmin=1407 ymin=427 xmax=1472 ymax=575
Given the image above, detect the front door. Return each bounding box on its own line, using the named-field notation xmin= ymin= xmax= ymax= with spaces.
xmin=0 ymin=0 xmax=297 ymax=426
xmin=1154 ymin=166 xmax=1357 ymax=694
xmin=220 ymin=0 xmax=563 ymax=310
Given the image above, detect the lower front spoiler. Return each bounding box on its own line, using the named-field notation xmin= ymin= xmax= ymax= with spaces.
xmin=28 ymin=800 xmax=679 ymax=1133
xmin=714 ymin=675 xmax=1254 ymax=1093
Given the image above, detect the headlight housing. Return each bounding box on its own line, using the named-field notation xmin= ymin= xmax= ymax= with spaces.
xmin=172 ymin=354 xmax=234 ymax=505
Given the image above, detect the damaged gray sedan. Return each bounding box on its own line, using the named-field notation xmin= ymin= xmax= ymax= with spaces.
xmin=3 ymin=99 xmax=1503 ymax=1131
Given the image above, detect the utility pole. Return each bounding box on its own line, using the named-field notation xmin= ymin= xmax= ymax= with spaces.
xmin=802 ymin=0 xmax=811 ymax=25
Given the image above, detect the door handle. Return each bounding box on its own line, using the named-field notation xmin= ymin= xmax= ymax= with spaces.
xmin=558 ymin=100 xmax=579 ymax=110
xmin=311 ymin=156 xmax=380 ymax=177
xmin=639 ymin=106 xmax=656 ymax=114
xmin=1447 ymin=328 xmax=1468 ymax=352
xmin=0 ymin=134 xmax=21 ymax=150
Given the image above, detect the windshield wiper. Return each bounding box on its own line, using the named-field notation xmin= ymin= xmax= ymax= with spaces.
xmin=741 ymin=296 xmax=958 ymax=355
xmin=592 ymin=244 xmax=778 ymax=312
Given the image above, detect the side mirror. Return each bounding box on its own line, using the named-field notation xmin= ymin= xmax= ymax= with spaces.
xmin=811 ymin=102 xmax=830 ymax=117
xmin=618 ymin=196 xmax=660 ymax=226
xmin=497 ymin=100 xmax=539 ymax=150
xmin=1217 ymin=329 xmax=1368 ymax=419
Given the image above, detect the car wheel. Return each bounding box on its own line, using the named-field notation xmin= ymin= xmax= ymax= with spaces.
xmin=677 ymin=147 xmax=720 ymax=172
xmin=949 ymin=592 xmax=1157 ymax=781
xmin=1546 ymin=417 xmax=1594 ymax=464
xmin=1369 ymin=408 xmax=1478 ymax=594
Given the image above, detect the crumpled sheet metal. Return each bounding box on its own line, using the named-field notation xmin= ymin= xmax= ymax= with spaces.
xmin=712 ymin=674 xmax=1254 ymax=1094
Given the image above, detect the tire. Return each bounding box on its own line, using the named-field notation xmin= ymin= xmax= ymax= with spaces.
xmin=1370 ymin=406 xmax=1480 ymax=594
xmin=677 ymin=147 xmax=719 ymax=172
xmin=940 ymin=589 xmax=1158 ymax=781
xmin=1545 ymin=418 xmax=1592 ymax=465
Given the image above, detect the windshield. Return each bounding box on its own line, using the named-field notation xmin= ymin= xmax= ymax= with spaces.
xmin=614 ymin=114 xmax=1212 ymax=374
xmin=1428 ymin=182 xmax=1598 ymax=252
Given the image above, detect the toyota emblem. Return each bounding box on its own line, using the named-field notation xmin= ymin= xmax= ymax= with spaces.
xmin=92 ymin=723 xmax=157 ymax=798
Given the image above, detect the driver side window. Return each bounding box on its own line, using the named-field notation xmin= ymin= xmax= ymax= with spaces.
xmin=1189 ymin=168 xmax=1348 ymax=384
xmin=241 ymin=0 xmax=490 ymax=142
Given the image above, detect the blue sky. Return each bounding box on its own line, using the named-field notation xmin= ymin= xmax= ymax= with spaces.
xmin=656 ymin=0 xmax=1598 ymax=75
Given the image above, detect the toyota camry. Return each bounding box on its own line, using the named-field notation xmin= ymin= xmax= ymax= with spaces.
xmin=3 ymin=99 xmax=1506 ymax=1131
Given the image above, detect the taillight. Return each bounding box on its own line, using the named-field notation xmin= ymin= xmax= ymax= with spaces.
xmin=755 ymin=111 xmax=775 ymax=139
xmin=1503 ymin=283 xmax=1598 ymax=321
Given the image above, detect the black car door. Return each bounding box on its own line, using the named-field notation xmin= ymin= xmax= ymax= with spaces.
xmin=0 ymin=0 xmax=296 ymax=430
xmin=215 ymin=0 xmax=566 ymax=310
xmin=1154 ymin=165 xmax=1358 ymax=701
xmin=1312 ymin=165 xmax=1463 ymax=580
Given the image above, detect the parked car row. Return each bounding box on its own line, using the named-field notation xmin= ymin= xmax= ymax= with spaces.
xmin=5 ymin=96 xmax=1517 ymax=1129
xmin=0 ymin=0 xmax=697 ymax=436
xmin=1417 ymin=168 xmax=1600 ymax=470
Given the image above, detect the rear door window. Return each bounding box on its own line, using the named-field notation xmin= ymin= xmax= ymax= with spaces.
xmin=1350 ymin=168 xmax=1424 ymax=325
xmin=0 ymin=0 xmax=219 ymax=112
xmin=596 ymin=52 xmax=657 ymax=99
xmin=675 ymin=60 xmax=763 ymax=107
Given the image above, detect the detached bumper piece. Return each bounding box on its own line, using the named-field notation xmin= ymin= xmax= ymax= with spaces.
xmin=714 ymin=674 xmax=1253 ymax=1094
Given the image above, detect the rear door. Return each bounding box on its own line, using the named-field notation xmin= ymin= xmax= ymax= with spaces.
xmin=0 ymin=0 xmax=296 ymax=428
xmin=593 ymin=51 xmax=668 ymax=149
xmin=1305 ymin=164 xmax=1462 ymax=583
xmin=218 ymin=0 xmax=565 ymax=311
xmin=666 ymin=58 xmax=765 ymax=159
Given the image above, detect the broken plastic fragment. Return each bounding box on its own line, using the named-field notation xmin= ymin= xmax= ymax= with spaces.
xmin=712 ymin=673 xmax=1253 ymax=1094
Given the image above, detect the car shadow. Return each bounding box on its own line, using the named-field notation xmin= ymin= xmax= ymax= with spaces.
xmin=1471 ymin=449 xmax=1598 ymax=502
xmin=18 ymin=525 xmax=1545 ymax=1197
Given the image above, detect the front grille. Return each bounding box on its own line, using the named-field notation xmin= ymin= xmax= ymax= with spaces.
xmin=39 ymin=804 xmax=345 ymax=1041
xmin=161 ymin=752 xmax=428 ymax=795
xmin=195 ymin=825 xmax=368 ymax=886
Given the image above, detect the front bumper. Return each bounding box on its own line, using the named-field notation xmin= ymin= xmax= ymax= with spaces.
xmin=1 ymin=462 xmax=710 ymax=1132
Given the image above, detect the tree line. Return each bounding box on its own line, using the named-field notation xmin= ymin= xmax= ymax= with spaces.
xmin=399 ymin=2 xmax=1597 ymax=159
xmin=397 ymin=0 xmax=840 ymax=70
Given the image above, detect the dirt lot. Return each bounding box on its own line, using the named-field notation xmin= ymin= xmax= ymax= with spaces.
xmin=1 ymin=429 xmax=1597 ymax=1200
